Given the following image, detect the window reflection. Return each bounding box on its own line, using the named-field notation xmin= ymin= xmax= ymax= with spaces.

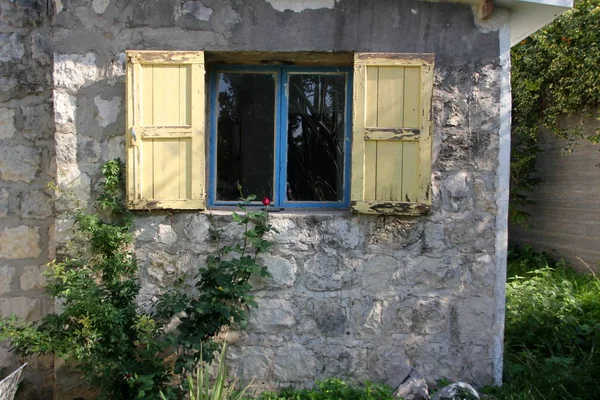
xmin=287 ymin=74 xmax=346 ymax=202
xmin=216 ymin=72 xmax=276 ymax=201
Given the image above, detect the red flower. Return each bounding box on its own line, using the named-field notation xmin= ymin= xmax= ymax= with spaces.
xmin=262 ymin=196 xmax=271 ymax=206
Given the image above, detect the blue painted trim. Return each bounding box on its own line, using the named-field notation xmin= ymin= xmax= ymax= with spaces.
xmin=208 ymin=65 xmax=353 ymax=209
xmin=208 ymin=68 xmax=218 ymax=207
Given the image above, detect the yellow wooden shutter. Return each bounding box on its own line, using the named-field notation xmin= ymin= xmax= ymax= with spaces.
xmin=126 ymin=51 xmax=205 ymax=210
xmin=351 ymin=53 xmax=434 ymax=215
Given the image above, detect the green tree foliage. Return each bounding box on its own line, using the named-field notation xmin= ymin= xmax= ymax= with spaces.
xmin=510 ymin=0 xmax=600 ymax=223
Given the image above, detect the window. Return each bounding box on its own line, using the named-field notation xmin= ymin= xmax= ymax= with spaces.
xmin=125 ymin=51 xmax=434 ymax=215
xmin=209 ymin=66 xmax=352 ymax=209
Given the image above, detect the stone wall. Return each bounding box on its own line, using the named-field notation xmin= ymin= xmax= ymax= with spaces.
xmin=1 ymin=0 xmax=509 ymax=398
xmin=0 ymin=0 xmax=55 ymax=398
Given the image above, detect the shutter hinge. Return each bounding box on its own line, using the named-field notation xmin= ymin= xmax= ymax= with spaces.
xmin=131 ymin=128 xmax=137 ymax=146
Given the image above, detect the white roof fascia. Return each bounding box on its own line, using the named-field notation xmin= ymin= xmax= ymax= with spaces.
xmin=493 ymin=0 xmax=574 ymax=46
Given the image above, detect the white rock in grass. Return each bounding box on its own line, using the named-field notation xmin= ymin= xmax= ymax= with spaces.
xmin=431 ymin=382 xmax=479 ymax=400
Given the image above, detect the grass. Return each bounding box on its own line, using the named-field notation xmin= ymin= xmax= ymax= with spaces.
xmin=484 ymin=246 xmax=600 ymax=400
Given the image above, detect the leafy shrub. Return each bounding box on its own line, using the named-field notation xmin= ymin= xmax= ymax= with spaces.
xmin=155 ymin=193 xmax=274 ymax=374
xmin=0 ymin=160 xmax=169 ymax=399
xmin=495 ymin=246 xmax=600 ymax=399
xmin=0 ymin=162 xmax=273 ymax=399
xmin=253 ymin=379 xmax=394 ymax=400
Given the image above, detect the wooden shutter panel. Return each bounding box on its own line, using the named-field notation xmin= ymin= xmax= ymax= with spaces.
xmin=351 ymin=53 xmax=434 ymax=215
xmin=126 ymin=51 xmax=205 ymax=210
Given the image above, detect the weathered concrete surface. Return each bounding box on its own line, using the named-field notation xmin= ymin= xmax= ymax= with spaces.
xmin=0 ymin=0 xmax=508 ymax=398
xmin=0 ymin=0 xmax=55 ymax=398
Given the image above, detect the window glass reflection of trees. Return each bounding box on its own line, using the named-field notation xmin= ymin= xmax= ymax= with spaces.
xmin=216 ymin=73 xmax=276 ymax=201
xmin=287 ymin=74 xmax=346 ymax=202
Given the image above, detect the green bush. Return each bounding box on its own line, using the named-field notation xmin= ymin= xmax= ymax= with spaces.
xmin=0 ymin=161 xmax=273 ymax=399
xmin=252 ymin=379 xmax=394 ymax=400
xmin=493 ymin=246 xmax=600 ymax=399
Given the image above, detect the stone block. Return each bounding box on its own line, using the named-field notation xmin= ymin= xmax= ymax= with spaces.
xmin=20 ymin=265 xmax=47 ymax=291
xmin=352 ymin=298 xmax=385 ymax=337
xmin=53 ymin=53 xmax=99 ymax=92
xmin=134 ymin=215 xmax=166 ymax=242
xmin=21 ymin=190 xmax=53 ymax=219
xmin=367 ymin=345 xmax=412 ymax=389
xmin=248 ymin=298 xmax=295 ymax=333
xmin=304 ymin=253 xmax=349 ymax=292
xmin=0 ymin=33 xmax=25 ymax=62
xmin=257 ymin=254 xmax=296 ymax=288
xmin=0 ymin=145 xmax=41 ymax=183
xmin=0 ymin=225 xmax=41 ymax=259
xmin=315 ymin=344 xmax=366 ymax=379
xmin=359 ymin=255 xmax=401 ymax=294
xmin=157 ymin=224 xmax=177 ymax=244
xmin=228 ymin=346 xmax=273 ymax=382
xmin=0 ymin=297 xmax=41 ymax=321
xmin=0 ymin=108 xmax=15 ymax=139
xmin=21 ymin=103 xmax=53 ymax=141
xmin=183 ymin=214 xmax=211 ymax=242
xmin=0 ymin=265 xmax=16 ymax=295
xmin=182 ymin=1 xmax=214 ymax=20
xmin=305 ymin=297 xmax=348 ymax=337
xmin=0 ymin=188 xmax=8 ymax=217
xmin=31 ymin=32 xmax=52 ymax=65
xmin=92 ymin=0 xmax=110 ymax=14
xmin=54 ymin=91 xmax=77 ymax=125
xmin=274 ymin=343 xmax=317 ymax=382
xmin=319 ymin=218 xmax=364 ymax=249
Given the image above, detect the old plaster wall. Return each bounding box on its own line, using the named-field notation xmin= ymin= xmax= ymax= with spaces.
xmin=1 ymin=0 xmax=506 ymax=398
xmin=0 ymin=0 xmax=55 ymax=398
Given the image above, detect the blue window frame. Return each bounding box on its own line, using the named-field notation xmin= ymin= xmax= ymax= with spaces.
xmin=208 ymin=65 xmax=353 ymax=209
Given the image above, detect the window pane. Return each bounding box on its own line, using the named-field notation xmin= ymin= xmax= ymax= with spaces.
xmin=216 ymin=72 xmax=276 ymax=201
xmin=286 ymin=74 xmax=346 ymax=202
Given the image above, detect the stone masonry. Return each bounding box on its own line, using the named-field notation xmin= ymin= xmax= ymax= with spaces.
xmin=0 ymin=0 xmax=55 ymax=398
xmin=1 ymin=0 xmax=508 ymax=398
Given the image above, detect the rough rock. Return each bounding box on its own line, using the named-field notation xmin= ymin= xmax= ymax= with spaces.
xmin=273 ymin=343 xmax=317 ymax=382
xmin=0 ymin=188 xmax=8 ymax=217
xmin=20 ymin=265 xmax=47 ymax=291
xmin=0 ymin=265 xmax=15 ymax=295
xmin=0 ymin=145 xmax=41 ymax=182
xmin=182 ymin=1 xmax=213 ymax=20
xmin=0 ymin=225 xmax=41 ymax=259
xmin=394 ymin=373 xmax=430 ymax=400
xmin=0 ymin=108 xmax=15 ymax=139
xmin=53 ymin=53 xmax=98 ymax=92
xmin=94 ymin=95 xmax=122 ymax=127
xmin=54 ymin=91 xmax=76 ymax=125
xmin=21 ymin=190 xmax=53 ymax=219
xmin=0 ymin=297 xmax=41 ymax=321
xmin=432 ymin=382 xmax=479 ymax=400
xmin=249 ymin=298 xmax=295 ymax=332
xmin=0 ymin=33 xmax=25 ymax=62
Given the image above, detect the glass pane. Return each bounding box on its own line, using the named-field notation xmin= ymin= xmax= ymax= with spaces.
xmin=216 ymin=72 xmax=276 ymax=201
xmin=286 ymin=74 xmax=346 ymax=202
